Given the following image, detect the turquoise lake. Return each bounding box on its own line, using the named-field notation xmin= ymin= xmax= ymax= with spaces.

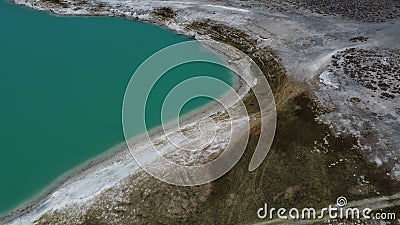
xmin=0 ymin=0 xmax=232 ymax=215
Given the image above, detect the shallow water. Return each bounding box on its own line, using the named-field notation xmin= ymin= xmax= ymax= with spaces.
xmin=0 ymin=0 xmax=232 ymax=215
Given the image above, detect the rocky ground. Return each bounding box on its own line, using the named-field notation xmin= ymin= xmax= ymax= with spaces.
xmin=317 ymin=47 xmax=400 ymax=179
xmin=260 ymin=0 xmax=400 ymax=22
xmin=4 ymin=0 xmax=400 ymax=224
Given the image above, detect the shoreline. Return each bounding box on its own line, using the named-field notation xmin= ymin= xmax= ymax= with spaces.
xmin=0 ymin=89 xmax=247 ymax=224
xmin=0 ymin=24 xmax=251 ymax=224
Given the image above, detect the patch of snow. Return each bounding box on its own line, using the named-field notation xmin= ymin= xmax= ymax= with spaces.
xmin=319 ymin=70 xmax=339 ymax=89
xmin=204 ymin=4 xmax=250 ymax=13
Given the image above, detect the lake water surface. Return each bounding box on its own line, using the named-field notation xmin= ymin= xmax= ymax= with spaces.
xmin=0 ymin=0 xmax=232 ymax=215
